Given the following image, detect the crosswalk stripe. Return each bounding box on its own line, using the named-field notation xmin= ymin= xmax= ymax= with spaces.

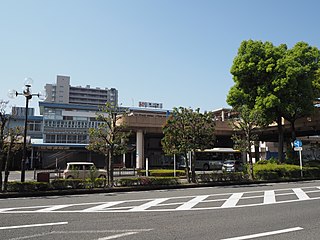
xmin=129 ymin=198 xmax=169 ymax=211
xmin=0 ymin=186 xmax=319 ymax=213
xmin=176 ymin=195 xmax=210 ymax=210
xmin=264 ymin=190 xmax=276 ymax=204
xmin=221 ymin=193 xmax=243 ymax=208
xmin=292 ymin=188 xmax=310 ymax=200
xmin=82 ymin=201 xmax=124 ymax=212
xmin=37 ymin=205 xmax=72 ymax=212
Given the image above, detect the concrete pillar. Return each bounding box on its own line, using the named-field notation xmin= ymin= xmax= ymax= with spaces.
xmin=122 ymin=153 xmax=126 ymax=168
xmin=136 ymin=130 xmax=144 ymax=169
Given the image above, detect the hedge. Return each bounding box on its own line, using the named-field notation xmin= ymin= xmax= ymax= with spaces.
xmin=116 ymin=177 xmax=179 ymax=187
xmin=6 ymin=181 xmax=50 ymax=192
xmin=4 ymin=178 xmax=106 ymax=192
xmin=50 ymin=178 xmax=106 ymax=190
xmin=197 ymin=172 xmax=248 ymax=183
xmin=137 ymin=169 xmax=185 ymax=177
xmin=253 ymin=163 xmax=320 ymax=180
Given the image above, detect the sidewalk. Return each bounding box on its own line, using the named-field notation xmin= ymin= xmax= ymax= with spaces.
xmin=2 ymin=170 xmax=36 ymax=182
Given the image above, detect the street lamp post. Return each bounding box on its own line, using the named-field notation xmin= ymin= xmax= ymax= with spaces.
xmin=8 ymin=78 xmax=46 ymax=182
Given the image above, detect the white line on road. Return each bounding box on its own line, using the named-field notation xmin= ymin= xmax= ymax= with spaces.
xmin=129 ymin=198 xmax=169 ymax=211
xmin=0 ymin=222 xmax=68 ymax=230
xmin=36 ymin=204 xmax=73 ymax=212
xmin=82 ymin=201 xmax=124 ymax=212
xmin=176 ymin=195 xmax=209 ymax=210
xmin=221 ymin=193 xmax=243 ymax=208
xmin=97 ymin=231 xmax=138 ymax=240
xmin=263 ymin=190 xmax=276 ymax=204
xmin=293 ymin=188 xmax=310 ymax=200
xmin=220 ymin=227 xmax=303 ymax=240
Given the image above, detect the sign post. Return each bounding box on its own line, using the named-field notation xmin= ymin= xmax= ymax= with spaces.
xmin=173 ymin=154 xmax=176 ymax=177
xmin=293 ymin=140 xmax=303 ymax=177
xmin=146 ymin=158 xmax=149 ymax=177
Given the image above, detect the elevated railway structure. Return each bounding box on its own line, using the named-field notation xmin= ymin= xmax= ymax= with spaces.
xmin=119 ymin=108 xmax=320 ymax=168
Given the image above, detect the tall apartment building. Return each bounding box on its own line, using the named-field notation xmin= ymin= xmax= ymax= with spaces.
xmin=45 ymin=75 xmax=118 ymax=107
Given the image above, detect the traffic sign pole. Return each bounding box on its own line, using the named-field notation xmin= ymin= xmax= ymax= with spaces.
xmin=299 ymin=149 xmax=303 ymax=178
xmin=293 ymin=139 xmax=303 ymax=178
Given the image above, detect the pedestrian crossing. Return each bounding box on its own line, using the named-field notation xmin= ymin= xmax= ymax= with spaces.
xmin=0 ymin=186 xmax=319 ymax=213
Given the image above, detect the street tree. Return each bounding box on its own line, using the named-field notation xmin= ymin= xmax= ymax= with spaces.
xmin=87 ymin=104 xmax=130 ymax=187
xmin=275 ymin=42 xmax=320 ymax=143
xmin=228 ymin=40 xmax=320 ymax=162
xmin=3 ymin=126 xmax=23 ymax=191
xmin=230 ymin=105 xmax=266 ymax=179
xmin=227 ymin=40 xmax=287 ymax=161
xmin=0 ymin=100 xmax=10 ymax=190
xmin=162 ymin=107 xmax=216 ymax=183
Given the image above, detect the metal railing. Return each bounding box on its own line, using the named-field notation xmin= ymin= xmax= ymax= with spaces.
xmin=34 ymin=168 xmax=137 ymax=180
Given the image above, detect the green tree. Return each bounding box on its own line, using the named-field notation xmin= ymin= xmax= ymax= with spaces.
xmin=162 ymin=107 xmax=216 ymax=183
xmin=228 ymin=40 xmax=320 ymax=162
xmin=230 ymin=105 xmax=266 ymax=179
xmin=228 ymin=40 xmax=287 ymax=161
xmin=276 ymin=42 xmax=320 ymax=142
xmin=87 ymin=104 xmax=130 ymax=187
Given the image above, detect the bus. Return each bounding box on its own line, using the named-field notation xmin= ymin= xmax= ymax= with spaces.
xmin=194 ymin=148 xmax=241 ymax=171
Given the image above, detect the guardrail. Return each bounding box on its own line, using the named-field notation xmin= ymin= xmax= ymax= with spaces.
xmin=33 ymin=168 xmax=137 ymax=180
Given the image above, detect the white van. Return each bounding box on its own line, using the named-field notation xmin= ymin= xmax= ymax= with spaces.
xmin=63 ymin=162 xmax=107 ymax=179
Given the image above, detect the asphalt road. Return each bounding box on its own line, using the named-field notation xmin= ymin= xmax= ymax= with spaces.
xmin=0 ymin=181 xmax=319 ymax=240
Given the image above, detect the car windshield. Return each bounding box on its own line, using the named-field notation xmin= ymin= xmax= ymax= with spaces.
xmin=224 ymin=160 xmax=235 ymax=164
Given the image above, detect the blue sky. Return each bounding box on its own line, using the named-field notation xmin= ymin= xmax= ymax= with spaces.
xmin=1 ymin=0 xmax=319 ymax=113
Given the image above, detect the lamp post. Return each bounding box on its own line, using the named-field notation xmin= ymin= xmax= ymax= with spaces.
xmin=8 ymin=78 xmax=46 ymax=182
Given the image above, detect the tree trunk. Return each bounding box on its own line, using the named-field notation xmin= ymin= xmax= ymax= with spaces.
xmin=3 ymin=138 xmax=14 ymax=192
xmin=277 ymin=115 xmax=284 ymax=162
xmin=254 ymin=141 xmax=260 ymax=162
xmin=290 ymin=121 xmax=298 ymax=162
xmin=248 ymin=151 xmax=254 ymax=180
xmin=184 ymin=152 xmax=191 ymax=183
xmin=109 ymin=153 xmax=114 ymax=187
xmin=290 ymin=121 xmax=296 ymax=143
xmin=105 ymin=154 xmax=110 ymax=187
xmin=191 ymin=151 xmax=196 ymax=183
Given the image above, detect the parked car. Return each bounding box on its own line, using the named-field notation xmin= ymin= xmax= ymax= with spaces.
xmin=63 ymin=162 xmax=107 ymax=179
xmin=222 ymin=160 xmax=243 ymax=172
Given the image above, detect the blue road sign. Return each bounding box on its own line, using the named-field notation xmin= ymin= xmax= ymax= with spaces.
xmin=294 ymin=139 xmax=302 ymax=148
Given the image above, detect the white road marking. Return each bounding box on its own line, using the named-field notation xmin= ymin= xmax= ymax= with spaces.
xmin=129 ymin=198 xmax=169 ymax=211
xmin=220 ymin=227 xmax=303 ymax=240
xmin=293 ymin=188 xmax=310 ymax=200
xmin=0 ymin=186 xmax=319 ymax=213
xmin=7 ymin=229 xmax=153 ymax=240
xmin=0 ymin=222 xmax=68 ymax=230
xmin=221 ymin=193 xmax=243 ymax=208
xmin=176 ymin=195 xmax=209 ymax=210
xmin=263 ymin=190 xmax=276 ymax=204
xmin=82 ymin=201 xmax=124 ymax=212
xmin=97 ymin=231 xmax=138 ymax=240
xmin=37 ymin=204 xmax=73 ymax=212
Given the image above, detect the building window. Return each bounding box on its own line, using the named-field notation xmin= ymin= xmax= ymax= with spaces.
xmin=57 ymin=135 xmax=67 ymax=143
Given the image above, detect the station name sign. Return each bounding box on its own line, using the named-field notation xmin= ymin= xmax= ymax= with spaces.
xmin=139 ymin=101 xmax=163 ymax=109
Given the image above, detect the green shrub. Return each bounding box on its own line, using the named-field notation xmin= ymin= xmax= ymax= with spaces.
xmin=253 ymin=163 xmax=320 ymax=180
xmin=197 ymin=172 xmax=246 ymax=183
xmin=116 ymin=177 xmax=179 ymax=187
xmin=50 ymin=179 xmax=84 ymax=190
xmin=6 ymin=181 xmax=50 ymax=192
xmin=137 ymin=169 xmax=185 ymax=177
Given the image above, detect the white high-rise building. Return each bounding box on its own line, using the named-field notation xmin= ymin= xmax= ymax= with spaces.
xmin=45 ymin=75 xmax=118 ymax=107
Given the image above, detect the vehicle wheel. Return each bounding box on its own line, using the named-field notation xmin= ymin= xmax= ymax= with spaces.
xmin=67 ymin=176 xmax=74 ymax=179
xmin=203 ymin=164 xmax=210 ymax=171
xmin=98 ymin=175 xmax=106 ymax=179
